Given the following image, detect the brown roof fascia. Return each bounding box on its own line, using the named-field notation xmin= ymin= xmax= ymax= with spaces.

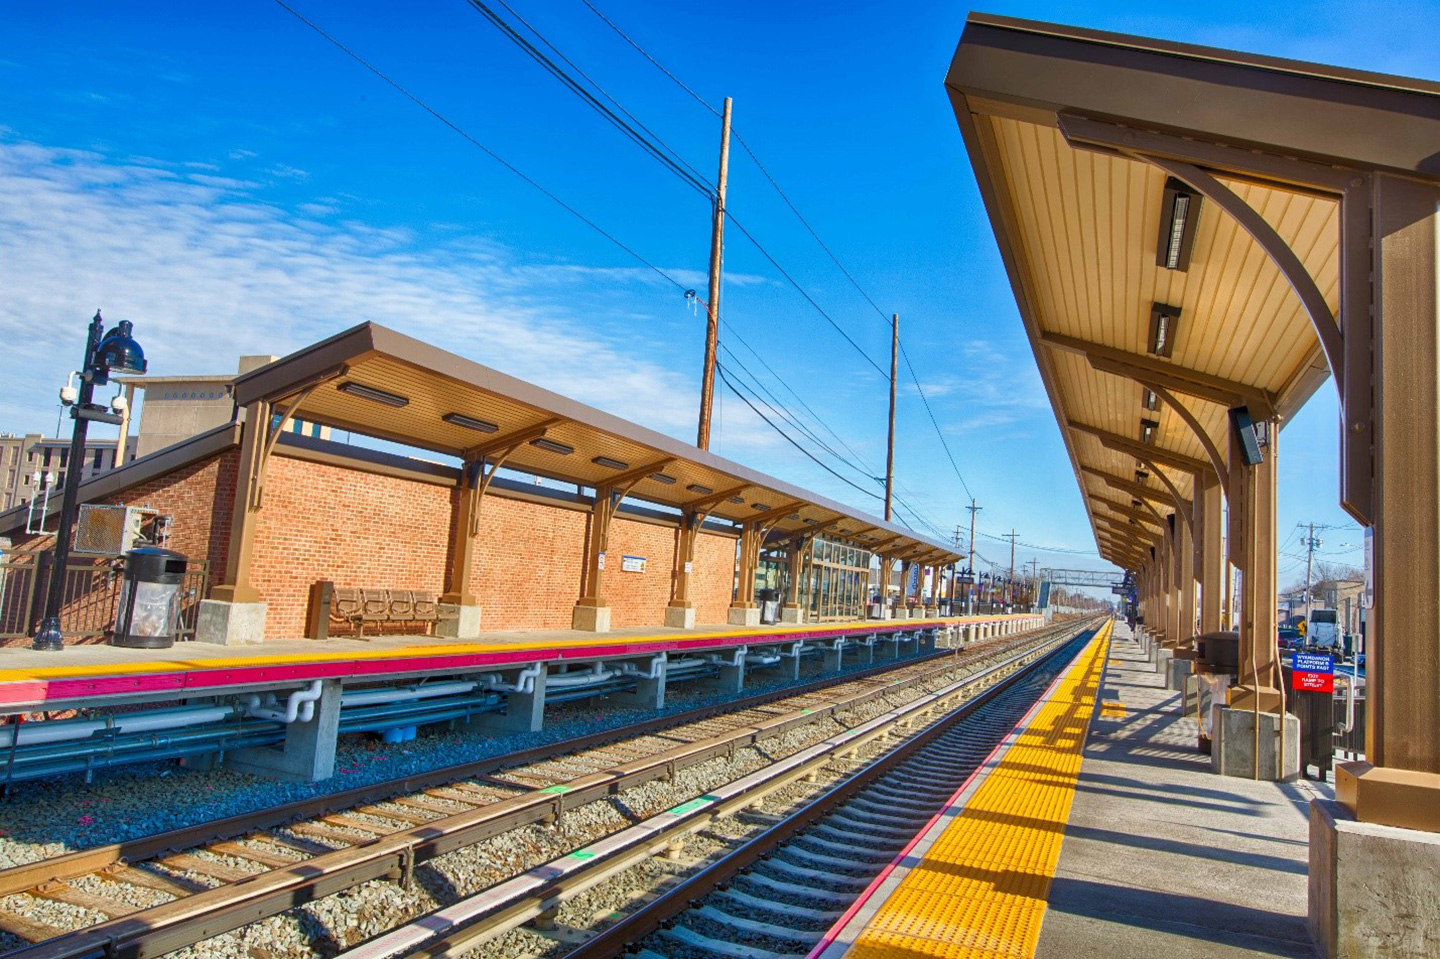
xmin=231 ymin=323 xmax=958 ymax=557
xmin=950 ymin=14 xmax=1440 ymax=180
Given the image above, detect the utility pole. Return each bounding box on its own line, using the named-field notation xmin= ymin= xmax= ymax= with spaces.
xmin=965 ymin=499 xmax=980 ymax=614
xmin=1030 ymin=558 xmax=1039 ymax=608
xmin=1007 ymin=530 xmax=1018 ymax=609
xmin=884 ymin=313 xmax=898 ymax=522
xmin=695 ymin=96 xmax=732 ymax=451
xmin=1303 ymin=522 xmax=1322 ymax=623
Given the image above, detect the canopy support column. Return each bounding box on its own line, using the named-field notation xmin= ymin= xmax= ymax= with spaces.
xmin=728 ymin=522 xmax=762 ymax=626
xmin=1339 ymin=175 xmax=1440 ymax=832
xmin=1228 ymin=413 xmax=1282 ymax=711
xmin=199 ymin=401 xmax=271 ymax=645
xmin=1196 ymin=475 xmax=1225 ymax=635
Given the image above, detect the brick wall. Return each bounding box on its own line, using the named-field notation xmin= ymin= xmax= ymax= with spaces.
xmin=3 ymin=442 xmax=745 ymax=642
xmin=109 ymin=450 xmax=239 ymax=573
xmin=693 ymin=531 xmax=739 ymax=624
xmin=468 ymin=494 xmax=587 ymax=631
xmin=251 ymin=455 xmax=451 ymax=639
xmin=602 ymin=517 xmax=678 ymax=629
xmin=0 ymin=450 xmax=239 ymax=645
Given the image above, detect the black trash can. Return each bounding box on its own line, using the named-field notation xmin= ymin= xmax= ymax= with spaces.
xmin=757 ymin=587 xmax=780 ymax=625
xmin=112 ymin=547 xmax=188 ymax=648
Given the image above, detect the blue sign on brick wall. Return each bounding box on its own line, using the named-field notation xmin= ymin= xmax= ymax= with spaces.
xmin=1293 ymin=652 xmax=1334 ymax=674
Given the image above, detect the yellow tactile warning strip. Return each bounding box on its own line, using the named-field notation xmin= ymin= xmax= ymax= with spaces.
xmin=845 ymin=620 xmax=1111 ymax=959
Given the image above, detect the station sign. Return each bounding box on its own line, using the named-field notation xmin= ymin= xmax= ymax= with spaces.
xmin=1292 ymin=651 xmax=1334 ymax=693
xmin=621 ymin=555 xmax=647 ymax=573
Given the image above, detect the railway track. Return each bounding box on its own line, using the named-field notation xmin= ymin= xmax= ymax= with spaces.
xmin=294 ymin=618 xmax=1103 ymax=959
xmin=0 ymin=621 xmax=1084 ymax=958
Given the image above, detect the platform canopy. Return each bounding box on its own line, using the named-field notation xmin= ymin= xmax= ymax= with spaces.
xmin=946 ymin=13 xmax=1440 ymax=569
xmin=232 ymin=322 xmax=962 ymax=565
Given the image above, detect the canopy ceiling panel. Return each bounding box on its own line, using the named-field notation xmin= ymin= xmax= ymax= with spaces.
xmin=946 ymin=14 xmax=1390 ymax=565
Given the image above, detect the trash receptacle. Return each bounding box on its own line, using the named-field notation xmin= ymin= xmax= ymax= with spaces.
xmin=112 ymin=547 xmax=188 ymax=648
xmin=757 ymin=588 xmax=780 ymax=625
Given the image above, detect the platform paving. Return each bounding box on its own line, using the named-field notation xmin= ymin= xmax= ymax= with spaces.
xmin=1035 ymin=623 xmax=1327 ymax=958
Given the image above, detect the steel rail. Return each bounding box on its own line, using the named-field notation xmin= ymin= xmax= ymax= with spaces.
xmin=334 ymin=621 xmax=1100 ymax=958
xmin=554 ymin=622 xmax=1100 ymax=959
xmin=0 ymin=628 xmax=1074 ymax=959
xmin=0 ymin=639 xmax=961 ymax=900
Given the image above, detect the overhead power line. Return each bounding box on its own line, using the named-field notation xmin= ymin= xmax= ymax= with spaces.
xmin=464 ymin=0 xmax=714 ymax=197
xmin=270 ymin=0 xmax=687 ymax=294
xmin=580 ymin=0 xmax=976 ymax=499
xmin=274 ymin=0 xmax=952 ymax=541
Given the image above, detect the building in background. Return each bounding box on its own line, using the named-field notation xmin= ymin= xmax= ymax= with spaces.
xmin=0 ymin=433 xmax=138 ymax=514
xmin=117 ymin=355 xmax=329 ymax=459
xmin=1 ymin=355 xmax=325 ymax=514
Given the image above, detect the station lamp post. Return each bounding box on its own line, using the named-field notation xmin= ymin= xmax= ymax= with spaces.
xmin=31 ymin=311 xmax=146 ymax=651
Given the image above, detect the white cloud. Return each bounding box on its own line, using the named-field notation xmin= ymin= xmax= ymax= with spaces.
xmin=0 ymin=136 xmax=728 ymax=444
xmin=923 ymin=340 xmax=1051 ymax=434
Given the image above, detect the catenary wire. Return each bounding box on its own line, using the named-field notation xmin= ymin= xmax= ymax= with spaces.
xmin=270 ymin=0 xmax=688 ymax=294
xmin=280 ymin=0 xmax=958 ymax=545
xmin=579 ymin=0 xmax=976 ymax=499
xmin=476 ymin=0 xmax=716 ymax=195
xmin=276 ymin=0 xmax=948 ymax=541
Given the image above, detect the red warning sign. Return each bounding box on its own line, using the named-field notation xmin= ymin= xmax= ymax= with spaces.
xmin=1293 ymin=671 xmax=1334 ymax=693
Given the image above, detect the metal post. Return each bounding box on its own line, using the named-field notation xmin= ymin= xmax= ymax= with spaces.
xmin=695 ymin=97 xmax=732 ymax=451
xmin=31 ymin=313 xmax=104 ymax=650
xmin=1007 ymin=530 xmax=1017 ymax=610
xmin=884 ymin=313 xmax=898 ymax=522
xmin=966 ymin=499 xmax=980 ymax=614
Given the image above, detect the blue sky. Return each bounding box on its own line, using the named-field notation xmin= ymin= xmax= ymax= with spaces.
xmin=2 ymin=0 xmax=1435 ymax=585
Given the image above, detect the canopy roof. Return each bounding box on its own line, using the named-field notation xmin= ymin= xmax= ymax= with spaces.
xmin=233 ymin=323 xmax=961 ymax=564
xmin=947 ymin=13 xmax=1440 ymax=568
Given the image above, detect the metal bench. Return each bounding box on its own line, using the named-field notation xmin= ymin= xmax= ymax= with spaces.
xmin=306 ymin=582 xmax=453 ymax=639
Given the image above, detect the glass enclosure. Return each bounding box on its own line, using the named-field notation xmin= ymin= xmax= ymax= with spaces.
xmin=803 ymin=536 xmax=872 ymax=622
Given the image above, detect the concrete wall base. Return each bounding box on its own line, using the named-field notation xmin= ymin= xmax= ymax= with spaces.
xmin=196 ymin=600 xmax=267 ymax=646
xmin=779 ymin=606 xmax=804 ymax=624
xmin=1166 ymin=657 xmax=1194 ymax=693
xmin=700 ymin=662 xmax=744 ymax=695
xmin=663 ymin=605 xmax=696 ymax=629
xmin=780 ymin=645 xmax=802 ymax=680
xmin=470 ymin=667 xmax=548 ymax=735
xmin=822 ymin=643 xmax=844 ymax=672
xmin=611 ymin=659 xmax=666 ymax=710
xmin=1155 ymin=648 xmax=1173 ymax=676
xmin=1212 ymin=706 xmax=1300 ymax=780
xmin=435 ymin=604 xmax=481 ymax=640
xmin=572 ymin=604 xmax=612 ymax=632
xmin=1309 ymin=798 xmax=1440 ymax=957
xmin=228 ymin=679 xmax=341 ymax=781
xmin=727 ymin=606 xmax=760 ymax=627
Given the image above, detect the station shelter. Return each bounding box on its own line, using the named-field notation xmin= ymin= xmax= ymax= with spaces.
xmin=945 ymin=13 xmax=1440 ymax=953
xmin=0 ymin=322 xmax=963 ymax=646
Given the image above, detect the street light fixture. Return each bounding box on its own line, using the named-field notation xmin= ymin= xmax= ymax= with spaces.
xmin=32 ymin=311 xmax=146 ymax=651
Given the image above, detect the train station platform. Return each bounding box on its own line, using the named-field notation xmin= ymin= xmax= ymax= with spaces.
xmin=817 ymin=620 xmax=1325 ymax=958
xmin=0 ymin=613 xmax=1038 ymax=714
